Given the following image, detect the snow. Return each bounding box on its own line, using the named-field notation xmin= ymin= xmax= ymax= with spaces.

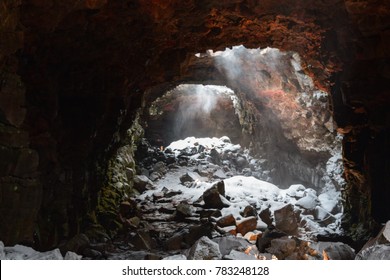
xmin=141 ymin=136 xmax=344 ymax=241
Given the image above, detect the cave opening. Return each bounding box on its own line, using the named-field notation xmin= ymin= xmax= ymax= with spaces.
xmin=103 ymin=46 xmax=350 ymax=259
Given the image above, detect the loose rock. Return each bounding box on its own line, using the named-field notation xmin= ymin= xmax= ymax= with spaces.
xmin=216 ymin=214 xmax=236 ymax=228
xmin=236 ymin=217 xmax=257 ymax=235
xmin=187 ymin=236 xmax=222 ymax=260
xmin=274 ymin=204 xmax=298 ymax=235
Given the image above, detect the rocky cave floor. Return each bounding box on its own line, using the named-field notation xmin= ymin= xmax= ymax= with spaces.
xmin=1 ymin=136 xmax=390 ymax=260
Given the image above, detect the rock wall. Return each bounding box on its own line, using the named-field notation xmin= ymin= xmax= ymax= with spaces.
xmin=0 ymin=0 xmax=388 ymax=246
xmin=0 ymin=0 xmax=42 ymax=246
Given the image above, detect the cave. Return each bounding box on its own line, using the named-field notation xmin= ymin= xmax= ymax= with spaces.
xmin=0 ymin=0 xmax=389 ymax=260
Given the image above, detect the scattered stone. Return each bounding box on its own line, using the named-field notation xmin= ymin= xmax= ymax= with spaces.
xmin=217 ymin=225 xmax=237 ymax=235
xmin=318 ymin=192 xmax=340 ymax=214
xmin=184 ymin=223 xmax=214 ymax=246
xmin=223 ymin=250 xmax=257 ymax=260
xmin=149 ymin=172 xmax=161 ymax=181
xmin=220 ymin=136 xmax=231 ymax=143
xmin=133 ymin=175 xmax=154 ymax=193
xmin=198 ymin=209 xmax=222 ymax=218
xmin=244 ymin=232 xmax=259 ymax=242
xmin=295 ymin=193 xmax=318 ymax=211
xmin=180 ymin=171 xmax=200 ymax=184
xmin=165 ymin=233 xmax=185 ymax=251
xmin=187 ymin=236 xmax=222 ymax=260
xmin=163 ymin=254 xmax=187 ymax=260
xmin=153 ymin=191 xmax=165 ymax=201
xmin=153 ymin=161 xmax=167 ymax=174
xmin=314 ymin=206 xmax=336 ymax=225
xmin=209 ymin=148 xmax=221 ymax=164
xmin=236 ymin=217 xmax=257 ymax=235
xmin=241 ymin=205 xmax=257 ymax=217
xmin=216 ymin=214 xmax=236 ymax=228
xmin=355 ymin=244 xmax=390 ymax=260
xmin=126 ymin=216 xmax=141 ymax=229
xmin=274 ymin=204 xmax=298 ymax=235
xmin=256 ymin=226 xmax=288 ymax=253
xmin=82 ymin=248 xmax=103 ymax=259
xmin=144 ymin=254 xmax=162 ymax=260
xmin=203 ymin=185 xmax=229 ymax=209
xmin=235 ymin=156 xmax=247 ymax=168
xmin=259 ymin=207 xmax=273 ymax=226
xmin=64 ymin=251 xmax=82 ymax=260
xmin=266 ymin=237 xmax=296 ymax=259
xmin=310 ymin=242 xmax=355 ymax=260
xmin=214 ymin=236 xmax=251 ymax=255
xmin=130 ymin=230 xmax=156 ymax=250
xmin=213 ymin=169 xmax=227 ymax=179
xmin=358 ymin=221 xmax=390 ymax=254
xmin=286 ymin=184 xmax=306 ymax=198
xmin=3 ymin=245 xmax=64 ymax=260
xmin=60 ymin=233 xmax=90 ymax=255
xmin=175 ymin=202 xmax=194 ymax=220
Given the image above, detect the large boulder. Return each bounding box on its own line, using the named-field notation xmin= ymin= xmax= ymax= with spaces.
xmin=266 ymin=238 xmax=297 ymax=259
xmin=213 ymin=236 xmax=251 ymax=255
xmin=203 ymin=183 xmax=229 ymax=209
xmin=310 ymin=242 xmax=355 ymax=260
xmin=355 ymin=244 xmax=390 ymax=260
xmin=273 ymin=204 xmax=298 ymax=235
xmin=187 ymin=236 xmax=222 ymax=260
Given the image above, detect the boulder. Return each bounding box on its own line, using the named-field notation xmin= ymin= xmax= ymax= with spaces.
xmin=223 ymin=250 xmax=257 ymax=260
xmin=220 ymin=136 xmax=231 ymax=143
xmin=133 ymin=175 xmax=153 ymax=193
xmin=259 ymin=207 xmax=273 ymax=226
xmin=213 ymin=236 xmax=251 ymax=255
xmin=175 ymin=202 xmax=194 ymax=220
xmin=216 ymin=225 xmax=237 ymax=235
xmin=286 ymin=184 xmax=306 ymax=198
xmin=355 ymin=244 xmax=390 ymax=260
xmin=216 ymin=214 xmax=236 ymax=228
xmin=266 ymin=238 xmax=296 ymax=259
xmin=310 ymin=242 xmax=355 ymax=260
xmin=180 ymin=171 xmax=200 ymax=184
xmin=295 ymin=193 xmax=318 ymax=211
xmin=314 ymin=206 xmax=336 ymax=225
xmin=213 ymin=169 xmax=227 ymax=179
xmin=130 ymin=230 xmax=156 ymax=250
xmin=318 ymin=192 xmax=340 ymax=213
xmin=165 ymin=233 xmax=185 ymax=251
xmin=60 ymin=233 xmax=90 ymax=255
xmin=274 ymin=204 xmax=298 ymax=235
xmin=358 ymin=221 xmax=390 ymax=254
xmin=236 ymin=217 xmax=257 ymax=235
xmin=241 ymin=205 xmax=257 ymax=217
xmin=187 ymin=236 xmax=222 ymax=260
xmin=203 ymin=185 xmax=229 ymax=209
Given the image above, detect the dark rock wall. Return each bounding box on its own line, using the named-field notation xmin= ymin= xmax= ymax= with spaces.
xmin=0 ymin=0 xmax=388 ymax=246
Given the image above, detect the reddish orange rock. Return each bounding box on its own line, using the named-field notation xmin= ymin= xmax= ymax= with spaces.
xmin=236 ymin=217 xmax=257 ymax=236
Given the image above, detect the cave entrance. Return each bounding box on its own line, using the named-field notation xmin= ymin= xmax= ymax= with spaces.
xmin=115 ymin=46 xmax=349 ymax=259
